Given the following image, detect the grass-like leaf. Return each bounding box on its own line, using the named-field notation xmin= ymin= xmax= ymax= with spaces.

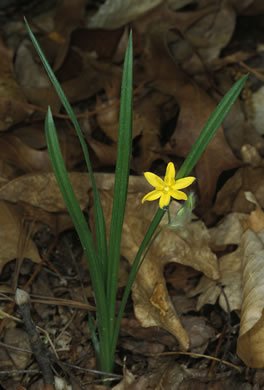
xmin=25 ymin=18 xmax=108 ymax=279
xmin=45 ymin=109 xmax=111 ymax=370
xmin=107 ymin=32 xmax=133 ymax=343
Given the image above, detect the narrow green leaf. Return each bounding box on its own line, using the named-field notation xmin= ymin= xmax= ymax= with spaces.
xmin=25 ymin=18 xmax=108 ymax=279
xmin=45 ymin=108 xmax=111 ymax=371
xmin=107 ymin=32 xmax=133 ymax=339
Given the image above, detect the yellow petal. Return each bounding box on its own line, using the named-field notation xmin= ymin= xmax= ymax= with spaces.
xmin=159 ymin=193 xmax=171 ymax=208
xmin=144 ymin=172 xmax=164 ymax=188
xmin=164 ymin=162 xmax=175 ymax=186
xmin=142 ymin=190 xmax=162 ymax=203
xmin=169 ymin=189 xmax=187 ymax=201
xmin=172 ymin=176 xmax=196 ymax=190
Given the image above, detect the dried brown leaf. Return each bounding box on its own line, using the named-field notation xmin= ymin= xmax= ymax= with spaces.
xmin=0 ymin=172 xmax=91 ymax=212
xmin=189 ymin=212 xmax=247 ymax=312
xmin=0 ymin=134 xmax=51 ymax=172
xmin=237 ymin=229 xmax=264 ymax=367
xmin=0 ymin=201 xmax=41 ymax=273
xmin=213 ymin=167 xmax=264 ymax=216
xmin=0 ymin=38 xmax=30 ymax=131
xmin=15 ymin=39 xmax=61 ymax=112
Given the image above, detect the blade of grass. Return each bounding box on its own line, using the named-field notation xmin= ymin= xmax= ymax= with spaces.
xmin=107 ymin=32 xmax=133 ymax=340
xmin=45 ymin=108 xmax=111 ymax=371
xmin=25 ymin=18 xmax=108 ymax=280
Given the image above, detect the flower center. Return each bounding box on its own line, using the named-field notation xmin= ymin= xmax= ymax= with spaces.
xmin=164 ymin=186 xmax=169 ymax=193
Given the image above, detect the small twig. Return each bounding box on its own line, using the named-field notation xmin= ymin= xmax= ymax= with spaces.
xmin=157 ymin=351 xmax=242 ymax=373
xmin=59 ymin=361 xmax=122 ymax=378
xmin=0 ymin=369 xmax=40 ymax=375
xmin=0 ymin=341 xmax=31 ymax=354
xmin=15 ymin=288 xmax=54 ymax=387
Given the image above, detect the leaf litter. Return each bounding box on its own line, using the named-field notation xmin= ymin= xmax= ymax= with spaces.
xmin=1 ymin=0 xmax=264 ymax=388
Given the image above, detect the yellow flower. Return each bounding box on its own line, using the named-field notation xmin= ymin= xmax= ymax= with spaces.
xmin=142 ymin=162 xmax=196 ymax=209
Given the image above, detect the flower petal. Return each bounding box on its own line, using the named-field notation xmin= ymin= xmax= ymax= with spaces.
xmin=169 ymin=189 xmax=187 ymax=201
xmin=159 ymin=193 xmax=171 ymax=208
xmin=164 ymin=162 xmax=175 ymax=186
xmin=172 ymin=176 xmax=196 ymax=190
xmin=144 ymin=172 xmax=164 ymax=188
xmin=142 ymin=190 xmax=162 ymax=203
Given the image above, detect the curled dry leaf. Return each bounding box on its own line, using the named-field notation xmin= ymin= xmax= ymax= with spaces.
xmin=185 ymin=2 xmax=236 ymax=63
xmin=87 ymin=0 xmax=163 ymax=29
xmin=237 ymin=229 xmax=264 ymax=368
xmin=112 ymin=367 xmax=135 ymax=390
xmin=189 ymin=206 xmax=264 ymax=368
xmin=0 ymin=134 xmax=51 ymax=172
xmin=213 ymin=166 xmax=264 ymax=216
xmin=190 ymin=248 xmax=243 ymax=312
xmin=189 ymin=212 xmax=247 ymax=311
xmin=129 ymin=205 xmax=219 ymax=350
xmin=245 ymin=192 xmax=264 ymax=233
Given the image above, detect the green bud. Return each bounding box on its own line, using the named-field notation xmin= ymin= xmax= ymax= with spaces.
xmin=169 ymin=192 xmax=195 ymax=229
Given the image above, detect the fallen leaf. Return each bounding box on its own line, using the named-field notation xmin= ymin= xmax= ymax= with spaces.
xmin=0 ymin=134 xmax=51 ymax=172
xmin=210 ymin=212 xmax=248 ymax=249
xmin=88 ymin=138 xmax=117 ymax=167
xmin=181 ymin=315 xmax=215 ymax=353
xmin=120 ymin=317 xmax=176 ymax=347
xmin=0 ymin=172 xmax=91 ymax=212
xmin=112 ymin=366 xmax=135 ymax=390
xmin=189 ymin=212 xmax=246 ymax=311
xmin=87 ymin=0 xmax=163 ymax=29
xmin=15 ymin=39 xmax=61 ymax=112
xmin=0 ymin=37 xmax=30 ymax=131
xmin=213 ymin=166 xmax=264 ymax=216
xmin=4 ymin=328 xmax=31 ymax=370
xmin=237 ymin=229 xmax=264 ymax=368
xmin=0 ymin=201 xmax=41 ymax=273
xmin=183 ymin=1 xmax=236 ymax=63
xmin=245 ymin=191 xmax=264 ymax=232
xmin=190 ymin=248 xmax=242 ymax=312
